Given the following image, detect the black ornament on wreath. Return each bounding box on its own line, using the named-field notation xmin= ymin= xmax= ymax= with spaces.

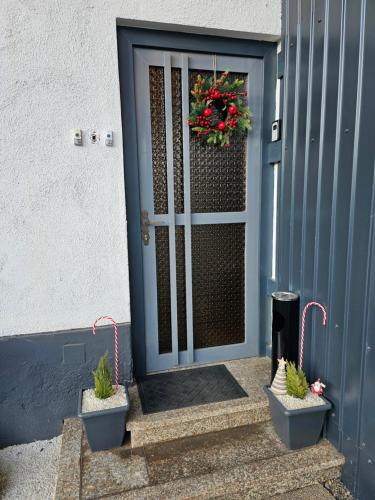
xmin=187 ymin=70 xmax=252 ymax=148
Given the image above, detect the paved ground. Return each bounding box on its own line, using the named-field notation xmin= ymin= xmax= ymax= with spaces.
xmin=55 ymin=417 xmax=345 ymax=499
xmin=0 ymin=435 xmax=61 ymax=500
xmin=0 ymin=428 xmax=352 ymax=500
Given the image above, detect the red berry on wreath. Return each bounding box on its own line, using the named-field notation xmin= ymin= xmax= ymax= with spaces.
xmin=218 ymin=121 xmax=226 ymax=131
xmin=228 ymin=105 xmax=238 ymax=115
xmin=213 ymin=90 xmax=221 ymax=99
xmin=203 ymin=108 xmax=212 ymax=117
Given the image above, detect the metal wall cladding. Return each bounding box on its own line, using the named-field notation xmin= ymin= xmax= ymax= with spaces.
xmin=280 ymin=1 xmax=375 ymax=498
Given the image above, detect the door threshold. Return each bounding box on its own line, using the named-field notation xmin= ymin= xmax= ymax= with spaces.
xmin=145 ymin=354 xmax=260 ymax=376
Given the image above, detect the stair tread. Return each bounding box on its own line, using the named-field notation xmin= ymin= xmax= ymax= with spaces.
xmin=272 ymin=484 xmax=334 ymax=499
xmin=55 ymin=358 xmax=345 ymax=499
xmin=100 ymin=442 xmax=342 ymax=499
xmin=141 ymin=422 xmax=341 ymax=487
xmin=78 ymin=421 xmax=343 ymax=499
xmin=127 ymin=358 xmax=271 ymax=432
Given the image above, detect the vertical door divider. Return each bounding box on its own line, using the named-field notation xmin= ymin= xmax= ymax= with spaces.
xmin=181 ymin=54 xmax=194 ymax=364
xmin=164 ymin=53 xmax=179 ymax=366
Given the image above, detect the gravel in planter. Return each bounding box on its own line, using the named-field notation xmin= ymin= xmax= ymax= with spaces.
xmin=275 ymin=391 xmax=326 ymax=410
xmin=82 ymin=385 xmax=127 ymax=413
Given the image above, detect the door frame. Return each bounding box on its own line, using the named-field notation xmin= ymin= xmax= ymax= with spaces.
xmin=117 ymin=26 xmax=277 ymax=376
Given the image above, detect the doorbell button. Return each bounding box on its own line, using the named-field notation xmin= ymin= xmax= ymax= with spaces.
xmin=271 ymin=120 xmax=281 ymax=142
xmin=90 ymin=131 xmax=100 ymax=144
xmin=105 ymin=131 xmax=113 ymax=146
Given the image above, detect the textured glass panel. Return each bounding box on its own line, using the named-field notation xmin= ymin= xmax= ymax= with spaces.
xmin=189 ymin=70 xmax=247 ymax=213
xmin=155 ymin=226 xmax=171 ymax=353
xmin=155 ymin=226 xmax=187 ymax=354
xmin=149 ymin=67 xmax=168 ymax=214
xmin=176 ymin=226 xmax=187 ymax=351
xmin=171 ymin=68 xmax=184 ymax=214
xmin=149 ymin=67 xmax=184 ymax=215
xmin=192 ymin=224 xmax=245 ymax=348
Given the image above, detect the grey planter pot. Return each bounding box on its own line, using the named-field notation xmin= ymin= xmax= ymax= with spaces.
xmin=264 ymin=385 xmax=332 ymax=450
xmin=78 ymin=387 xmax=129 ymax=451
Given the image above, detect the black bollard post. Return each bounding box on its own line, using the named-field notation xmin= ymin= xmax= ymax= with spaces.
xmin=271 ymin=292 xmax=299 ymax=382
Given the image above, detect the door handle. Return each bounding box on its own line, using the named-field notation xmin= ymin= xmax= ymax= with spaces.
xmin=141 ymin=210 xmax=167 ymax=246
xmin=141 ymin=209 xmax=151 ymax=246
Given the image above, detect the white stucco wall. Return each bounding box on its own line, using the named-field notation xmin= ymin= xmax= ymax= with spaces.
xmin=0 ymin=0 xmax=281 ymax=337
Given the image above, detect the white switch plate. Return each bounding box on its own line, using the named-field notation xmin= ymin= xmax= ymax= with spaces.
xmin=73 ymin=129 xmax=82 ymax=146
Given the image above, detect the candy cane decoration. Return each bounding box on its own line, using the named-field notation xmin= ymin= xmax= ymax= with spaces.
xmin=93 ymin=316 xmax=119 ymax=389
xmin=299 ymin=302 xmax=327 ymax=370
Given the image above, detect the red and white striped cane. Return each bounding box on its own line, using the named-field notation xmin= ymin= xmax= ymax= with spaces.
xmin=93 ymin=316 xmax=119 ymax=390
xmin=299 ymin=302 xmax=327 ymax=370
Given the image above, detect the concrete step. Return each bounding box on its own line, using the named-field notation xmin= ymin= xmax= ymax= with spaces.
xmin=55 ymin=418 xmax=344 ymax=499
xmin=272 ymin=484 xmax=335 ymax=499
xmin=127 ymin=357 xmax=271 ymax=448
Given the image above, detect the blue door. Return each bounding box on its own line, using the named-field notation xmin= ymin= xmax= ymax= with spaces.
xmin=134 ymin=48 xmax=263 ymax=373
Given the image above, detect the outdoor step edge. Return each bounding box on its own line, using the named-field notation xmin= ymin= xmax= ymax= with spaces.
xmin=109 ymin=466 xmax=343 ymax=500
xmin=270 ymin=483 xmax=336 ymax=499
xmin=115 ymin=442 xmax=344 ymax=499
xmin=54 ymin=418 xmax=82 ymax=500
xmin=127 ymin=399 xmax=270 ymax=431
xmin=129 ymin=406 xmax=271 ymax=447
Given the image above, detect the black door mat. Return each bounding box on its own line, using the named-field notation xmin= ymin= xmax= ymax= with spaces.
xmin=137 ymin=364 xmax=248 ymax=414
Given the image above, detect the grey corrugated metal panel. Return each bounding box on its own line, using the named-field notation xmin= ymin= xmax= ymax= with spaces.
xmin=280 ymin=0 xmax=375 ymax=497
xmin=341 ymin=433 xmax=359 ymax=494
xmin=278 ymin=0 xmax=298 ymax=289
xmin=358 ymin=448 xmax=375 ymax=500
xmin=359 ymin=155 xmax=375 ymax=456
xmin=279 ymin=0 xmax=286 ymax=123
xmin=341 ymin=0 xmax=375 ymax=451
xmin=288 ymin=0 xmax=312 ymax=298
xmin=323 ymin=0 xmax=346 ymax=423
xmin=325 ymin=418 xmax=340 ymax=450
xmin=312 ymin=0 xmax=342 ymax=386
xmin=326 ymin=0 xmax=362 ymax=432
xmin=299 ymin=0 xmax=326 ymax=377
xmin=357 ymin=222 xmax=375 ymax=499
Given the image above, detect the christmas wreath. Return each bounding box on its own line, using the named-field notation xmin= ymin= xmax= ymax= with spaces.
xmin=187 ymin=70 xmax=252 ymax=148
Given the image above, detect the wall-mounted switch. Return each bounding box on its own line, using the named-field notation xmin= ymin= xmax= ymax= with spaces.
xmin=271 ymin=120 xmax=281 ymax=142
xmin=73 ymin=129 xmax=82 ymax=146
xmin=90 ymin=130 xmax=100 ymax=144
xmin=105 ymin=131 xmax=113 ymax=146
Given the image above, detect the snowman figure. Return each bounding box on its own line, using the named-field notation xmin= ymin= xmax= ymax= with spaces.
xmin=311 ymin=378 xmax=326 ymax=396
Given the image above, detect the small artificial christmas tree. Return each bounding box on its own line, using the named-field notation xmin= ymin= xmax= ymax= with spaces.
xmin=271 ymin=357 xmax=287 ymax=395
xmin=93 ymin=352 xmax=114 ymax=399
xmin=286 ymin=361 xmax=309 ymax=399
